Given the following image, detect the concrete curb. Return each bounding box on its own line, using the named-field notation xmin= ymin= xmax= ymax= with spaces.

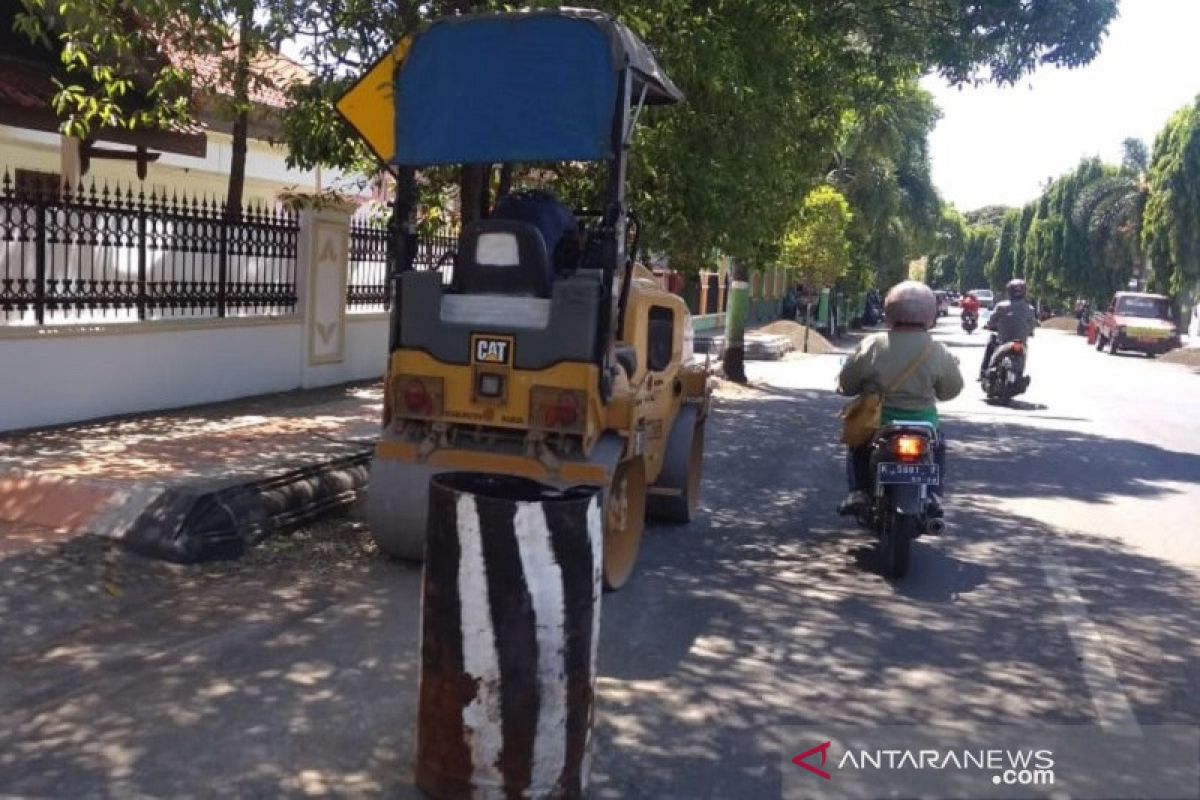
xmin=121 ymin=451 xmax=373 ymax=562
xmin=1 ymin=450 xmax=372 ymax=562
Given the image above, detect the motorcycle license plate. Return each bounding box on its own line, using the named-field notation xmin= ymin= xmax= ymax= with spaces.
xmin=878 ymin=463 xmax=940 ymax=485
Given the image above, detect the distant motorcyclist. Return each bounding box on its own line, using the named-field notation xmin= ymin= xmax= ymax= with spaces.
xmin=861 ymin=288 xmax=883 ymax=326
xmin=961 ymin=292 xmax=980 ymax=318
xmin=1074 ymin=297 xmax=1091 ymax=335
xmin=837 ymin=281 xmax=964 ymax=515
xmin=980 ymin=279 xmax=1038 ymax=380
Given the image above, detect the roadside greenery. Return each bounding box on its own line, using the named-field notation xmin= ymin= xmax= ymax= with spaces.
xmin=15 ymin=0 xmax=1124 ymax=295
xmin=781 ymin=187 xmax=854 ymax=290
xmin=14 ymin=0 xmax=294 ymax=215
xmin=927 ymin=94 xmax=1200 ymax=321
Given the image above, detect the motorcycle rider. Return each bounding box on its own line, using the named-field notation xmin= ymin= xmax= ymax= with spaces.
xmin=961 ymin=291 xmax=980 ymax=319
xmin=979 ymin=279 xmax=1038 ymax=381
xmin=838 ymin=281 xmax=964 ymax=515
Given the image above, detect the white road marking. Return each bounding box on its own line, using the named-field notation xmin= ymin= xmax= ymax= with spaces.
xmin=983 ymin=415 xmax=1139 ymax=735
xmin=1041 ymin=553 xmax=1139 ymax=732
xmin=455 ymin=494 xmax=506 ymax=787
xmin=512 ymin=502 xmax=567 ymax=790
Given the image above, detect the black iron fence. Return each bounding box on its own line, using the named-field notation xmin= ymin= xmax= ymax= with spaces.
xmin=347 ymin=215 xmax=457 ymax=312
xmin=1 ymin=172 xmax=298 ymax=325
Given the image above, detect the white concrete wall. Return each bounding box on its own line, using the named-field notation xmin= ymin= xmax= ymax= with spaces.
xmin=0 ymin=202 xmax=391 ymax=433
xmin=345 ymin=315 xmax=391 ymax=380
xmin=0 ymin=319 xmax=301 ymax=431
xmin=0 ymin=314 xmax=392 ymax=432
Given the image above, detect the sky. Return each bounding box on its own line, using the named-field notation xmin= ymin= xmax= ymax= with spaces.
xmin=922 ymin=0 xmax=1200 ymax=213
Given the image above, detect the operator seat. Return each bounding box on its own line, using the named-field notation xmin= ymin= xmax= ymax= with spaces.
xmin=453 ymin=219 xmax=553 ymax=297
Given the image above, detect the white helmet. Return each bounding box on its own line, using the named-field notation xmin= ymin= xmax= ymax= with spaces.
xmin=883 ymin=281 xmax=937 ymax=329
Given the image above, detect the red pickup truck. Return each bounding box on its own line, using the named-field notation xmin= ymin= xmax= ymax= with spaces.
xmin=1093 ymin=292 xmax=1180 ymax=357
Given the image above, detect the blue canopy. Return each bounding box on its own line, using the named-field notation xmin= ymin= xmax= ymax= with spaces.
xmin=392 ymin=10 xmax=682 ymax=167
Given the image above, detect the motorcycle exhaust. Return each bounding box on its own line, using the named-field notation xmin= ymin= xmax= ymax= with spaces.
xmin=926 ymin=518 xmax=946 ymax=536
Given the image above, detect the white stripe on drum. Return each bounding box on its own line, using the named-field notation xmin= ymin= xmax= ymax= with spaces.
xmin=513 ymin=502 xmax=568 ymax=790
xmin=455 ymin=493 xmax=505 ymax=789
xmin=581 ymin=495 xmax=605 ymax=785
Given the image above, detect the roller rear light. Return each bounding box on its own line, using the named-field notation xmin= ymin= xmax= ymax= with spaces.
xmin=394 ymin=375 xmax=444 ymax=419
xmin=530 ymin=386 xmax=586 ymax=433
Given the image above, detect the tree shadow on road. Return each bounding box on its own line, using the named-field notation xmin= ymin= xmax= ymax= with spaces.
xmin=0 ymin=522 xmax=424 ymax=798
xmin=2 ymin=380 xmax=1197 ymax=799
xmin=942 ymin=413 xmax=1200 ymax=504
xmin=590 ymin=384 xmax=1200 ymax=798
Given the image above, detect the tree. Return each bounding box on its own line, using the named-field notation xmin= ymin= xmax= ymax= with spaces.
xmin=1121 ymin=137 xmax=1149 ymax=176
xmin=830 ymin=81 xmax=943 ymax=292
xmin=781 ymin=186 xmax=854 ymax=289
xmin=15 ymin=0 xmax=293 ymax=216
xmin=277 ymin=0 xmax=1118 ymax=265
xmin=987 ymin=210 xmax=1020 ymax=289
xmin=992 ymin=156 xmax=1137 ymax=309
xmin=1142 ymin=100 xmax=1200 ymax=300
xmin=1072 ymin=171 xmax=1146 ymax=291
xmin=923 ymin=206 xmax=967 ymax=288
xmin=12 ymin=0 xmax=192 ymax=138
xmin=958 ymin=224 xmax=998 ymax=291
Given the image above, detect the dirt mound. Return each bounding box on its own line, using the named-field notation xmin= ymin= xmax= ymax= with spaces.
xmin=1041 ymin=316 xmax=1079 ymax=331
xmin=1160 ymin=347 xmax=1200 ymax=368
xmin=757 ymin=320 xmax=839 ymax=354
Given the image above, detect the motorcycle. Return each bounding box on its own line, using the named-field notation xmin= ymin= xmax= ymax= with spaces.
xmin=961 ymin=310 xmax=978 ymax=333
xmin=982 ymin=334 xmax=1031 ymax=403
xmin=850 ymin=421 xmax=944 ymax=578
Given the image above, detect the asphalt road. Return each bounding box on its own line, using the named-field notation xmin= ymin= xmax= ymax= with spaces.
xmin=1 ymin=313 xmax=1197 ymax=798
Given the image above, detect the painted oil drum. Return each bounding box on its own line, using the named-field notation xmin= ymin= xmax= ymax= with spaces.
xmin=416 ymin=472 xmax=603 ymax=800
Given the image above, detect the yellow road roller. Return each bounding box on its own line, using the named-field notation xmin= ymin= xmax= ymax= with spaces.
xmin=361 ymin=9 xmax=711 ymax=588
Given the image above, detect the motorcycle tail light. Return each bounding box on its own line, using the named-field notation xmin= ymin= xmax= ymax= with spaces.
xmin=892 ymin=435 xmax=926 ymax=462
xmin=1010 ymin=342 xmax=1025 ymax=354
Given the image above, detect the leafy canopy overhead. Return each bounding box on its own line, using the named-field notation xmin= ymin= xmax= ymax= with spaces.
xmin=13 ymin=0 xmax=1120 ymax=284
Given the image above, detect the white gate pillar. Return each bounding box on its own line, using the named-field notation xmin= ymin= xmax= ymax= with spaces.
xmin=294 ymin=200 xmax=355 ymax=388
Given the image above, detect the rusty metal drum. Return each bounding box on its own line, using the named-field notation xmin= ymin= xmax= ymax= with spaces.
xmin=416 ymin=473 xmax=603 ymax=800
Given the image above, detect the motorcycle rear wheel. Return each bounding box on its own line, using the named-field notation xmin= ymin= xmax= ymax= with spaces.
xmin=881 ymin=508 xmax=914 ymax=578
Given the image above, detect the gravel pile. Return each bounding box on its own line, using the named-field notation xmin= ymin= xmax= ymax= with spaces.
xmin=1041 ymin=316 xmax=1080 ymax=331
xmin=1160 ymin=347 xmax=1200 ymax=368
xmin=758 ymin=320 xmax=839 ymax=354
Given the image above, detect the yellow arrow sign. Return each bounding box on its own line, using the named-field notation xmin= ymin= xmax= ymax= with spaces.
xmin=335 ymin=37 xmax=412 ymax=166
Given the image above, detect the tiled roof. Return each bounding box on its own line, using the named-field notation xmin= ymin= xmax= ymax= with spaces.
xmin=0 ymin=61 xmax=56 ymax=110
xmin=164 ymin=38 xmax=310 ymax=110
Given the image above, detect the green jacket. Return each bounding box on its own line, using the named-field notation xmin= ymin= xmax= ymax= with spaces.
xmin=837 ymin=330 xmax=964 ymax=423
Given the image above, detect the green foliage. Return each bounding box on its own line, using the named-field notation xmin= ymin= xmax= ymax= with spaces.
xmin=1142 ymin=100 xmax=1200 ymax=297
xmin=14 ymin=0 xmax=1120 ymax=281
xmin=964 ymin=205 xmax=1011 ymax=229
xmin=924 ymin=206 xmax=967 ymax=288
xmin=831 ymin=81 xmax=943 ymax=290
xmin=276 ymin=0 xmax=1117 ymax=275
xmin=13 ymin=0 xmax=193 ymax=137
xmin=781 ymin=186 xmax=853 ymax=288
xmin=980 ymin=156 xmax=1140 ymax=308
xmin=958 ymin=224 xmax=998 ymax=291
xmin=1121 ymin=137 xmax=1149 ymax=176
xmin=15 ymin=0 xmax=296 ymax=211
xmin=986 ymin=211 xmax=1020 ymax=288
